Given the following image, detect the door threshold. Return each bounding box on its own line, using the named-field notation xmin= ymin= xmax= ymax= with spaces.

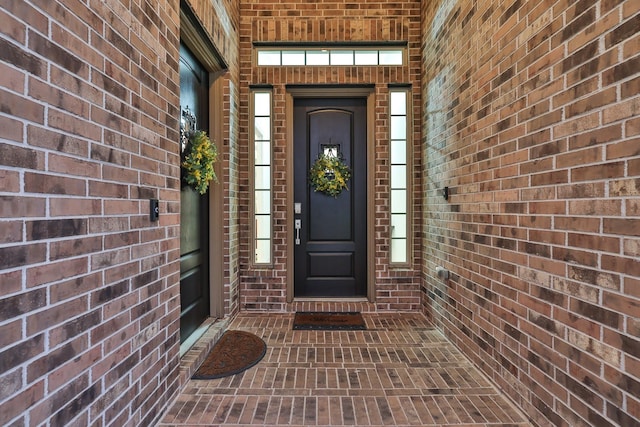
xmin=180 ymin=317 xmax=218 ymax=357
xmin=293 ymin=297 xmax=369 ymax=302
xmin=289 ymin=298 xmax=376 ymax=313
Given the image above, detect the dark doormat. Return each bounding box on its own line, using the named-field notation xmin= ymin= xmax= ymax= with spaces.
xmin=293 ymin=312 xmax=366 ymax=330
xmin=192 ymin=330 xmax=267 ymax=380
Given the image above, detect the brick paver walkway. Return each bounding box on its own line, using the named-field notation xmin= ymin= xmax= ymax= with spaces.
xmin=160 ymin=312 xmax=532 ymax=426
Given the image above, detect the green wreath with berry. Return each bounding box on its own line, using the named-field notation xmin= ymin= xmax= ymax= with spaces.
xmin=309 ymin=153 xmax=351 ymax=197
xmin=182 ymin=130 xmax=218 ymax=195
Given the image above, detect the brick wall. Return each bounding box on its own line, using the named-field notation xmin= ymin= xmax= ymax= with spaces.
xmin=0 ymin=0 xmax=238 ymax=425
xmin=239 ymin=0 xmax=423 ymax=311
xmin=422 ymin=1 xmax=640 ymax=426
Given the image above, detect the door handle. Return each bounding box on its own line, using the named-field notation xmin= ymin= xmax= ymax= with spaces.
xmin=295 ymin=219 xmax=301 ymax=245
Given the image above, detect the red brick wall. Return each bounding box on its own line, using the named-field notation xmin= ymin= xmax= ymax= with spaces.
xmin=0 ymin=0 xmax=238 ymax=425
xmin=239 ymin=0 xmax=423 ymax=311
xmin=422 ymin=1 xmax=640 ymax=426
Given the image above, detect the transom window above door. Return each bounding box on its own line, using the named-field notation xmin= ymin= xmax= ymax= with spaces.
xmin=255 ymin=42 xmax=406 ymax=66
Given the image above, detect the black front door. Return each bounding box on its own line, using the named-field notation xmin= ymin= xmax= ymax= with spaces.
xmin=294 ymin=98 xmax=367 ymax=297
xmin=179 ymin=43 xmax=209 ymax=343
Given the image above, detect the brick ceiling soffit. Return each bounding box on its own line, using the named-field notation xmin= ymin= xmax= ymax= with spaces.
xmin=180 ymin=0 xmax=228 ymax=74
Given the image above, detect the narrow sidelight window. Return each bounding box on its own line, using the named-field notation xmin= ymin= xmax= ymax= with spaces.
xmin=252 ymin=90 xmax=272 ymax=265
xmin=389 ymin=89 xmax=410 ymax=265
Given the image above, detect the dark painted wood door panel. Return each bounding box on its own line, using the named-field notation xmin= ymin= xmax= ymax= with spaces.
xmin=294 ymin=98 xmax=367 ymax=297
xmin=179 ymin=43 xmax=209 ymax=343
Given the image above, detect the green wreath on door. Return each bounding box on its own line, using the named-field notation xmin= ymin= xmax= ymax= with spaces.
xmin=309 ymin=152 xmax=351 ymax=198
xmin=182 ymin=130 xmax=218 ymax=195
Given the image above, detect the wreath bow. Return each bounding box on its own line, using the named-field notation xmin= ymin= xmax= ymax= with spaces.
xmin=309 ymin=152 xmax=351 ymax=197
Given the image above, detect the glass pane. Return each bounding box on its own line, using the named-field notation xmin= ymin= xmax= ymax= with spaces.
xmin=390 ymin=91 xmax=406 ymax=115
xmin=255 ymin=215 xmax=271 ymax=239
xmin=330 ymin=50 xmax=354 ymax=65
xmin=391 ymin=214 xmax=407 ymax=238
xmin=255 ymin=140 xmax=270 ymax=165
xmin=355 ymin=50 xmax=378 ymax=65
xmin=306 ymin=50 xmax=329 ymax=65
xmin=257 ymin=50 xmax=281 ymax=66
xmin=390 ymin=139 xmax=406 ymax=164
xmin=391 ymin=189 xmax=407 ymax=213
xmin=391 ymin=165 xmax=406 ymax=189
xmin=380 ymin=50 xmax=403 ymax=65
xmin=255 ymin=239 xmax=271 ymax=263
xmin=282 ymin=50 xmax=305 ymax=65
xmin=391 ymin=116 xmax=406 ymax=140
xmin=255 ymin=165 xmax=270 ymax=190
xmin=254 ymin=117 xmax=271 ymax=140
xmin=254 ymin=92 xmax=270 ymax=116
xmin=255 ymin=189 xmax=271 ymax=214
xmin=391 ymin=238 xmax=407 ymax=263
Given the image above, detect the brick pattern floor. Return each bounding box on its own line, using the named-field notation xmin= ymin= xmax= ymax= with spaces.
xmin=160 ymin=312 xmax=532 ymax=426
